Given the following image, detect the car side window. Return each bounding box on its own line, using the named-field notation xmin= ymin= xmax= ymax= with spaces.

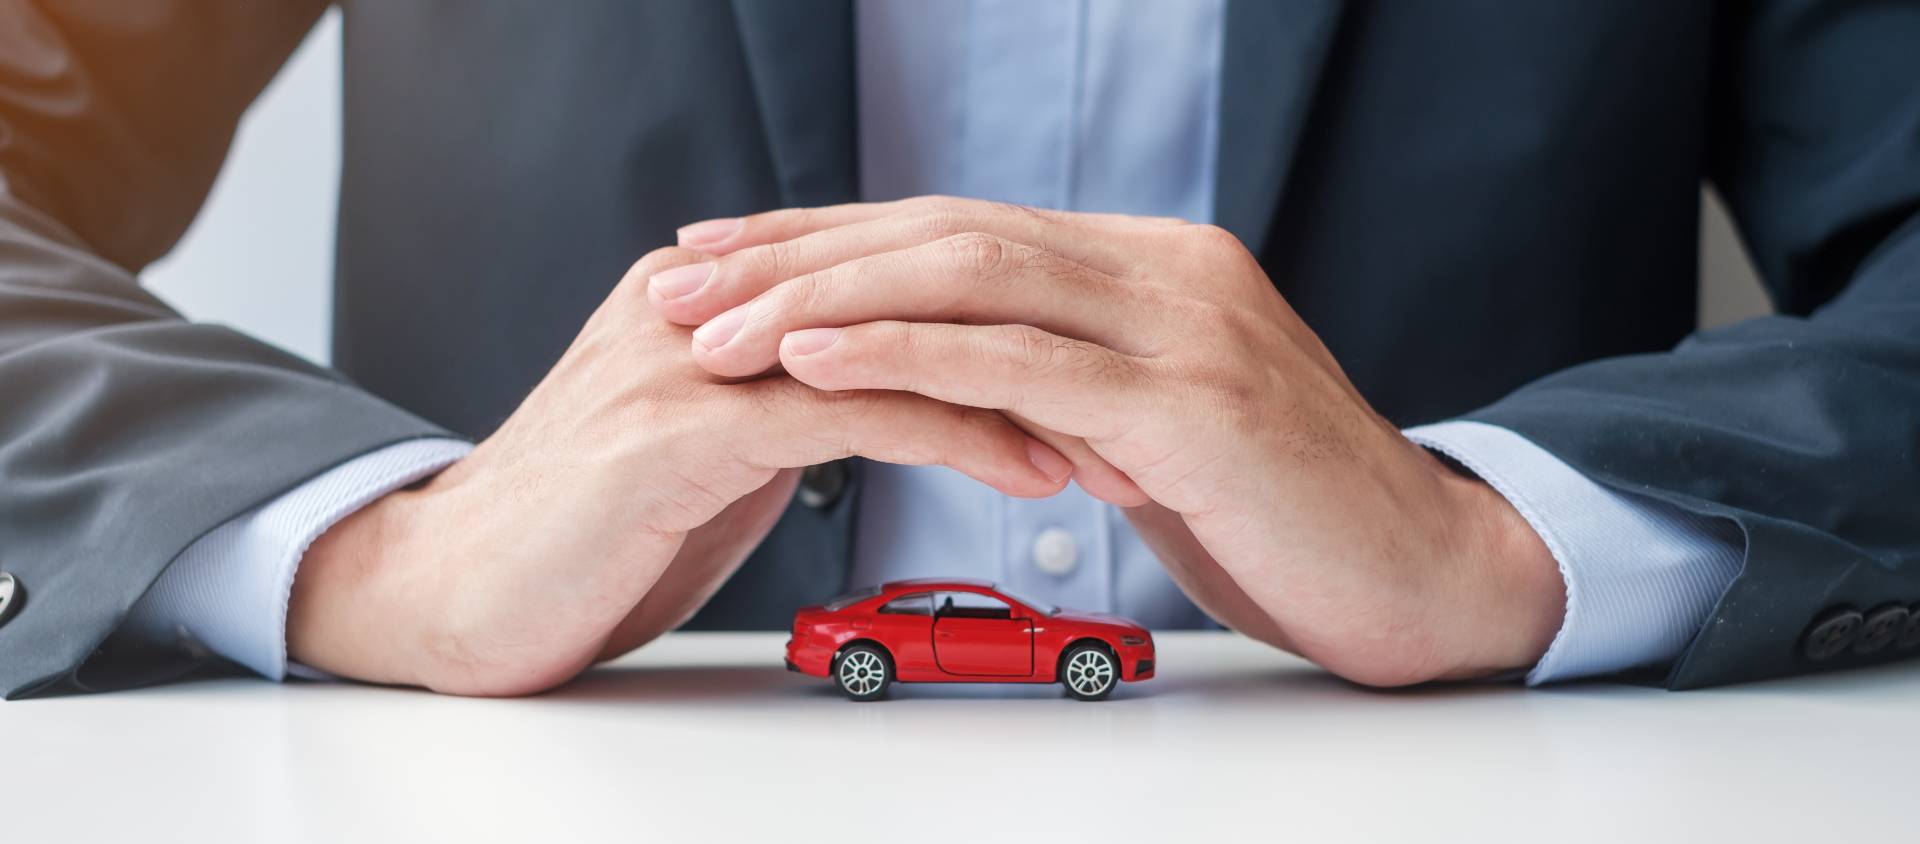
xmin=935 ymin=591 xmax=1014 ymax=620
xmin=879 ymin=593 xmax=932 ymax=616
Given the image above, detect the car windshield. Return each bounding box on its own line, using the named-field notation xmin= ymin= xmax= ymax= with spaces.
xmin=824 ymin=586 xmax=881 ymax=611
xmin=994 ymin=586 xmax=1058 ymax=616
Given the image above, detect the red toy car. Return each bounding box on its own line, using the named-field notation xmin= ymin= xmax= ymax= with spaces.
xmin=785 ymin=578 xmax=1155 ymax=701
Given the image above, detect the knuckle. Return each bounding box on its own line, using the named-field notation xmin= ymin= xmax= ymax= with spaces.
xmin=1017 ymin=244 xmax=1093 ymax=289
xmin=1166 ymin=223 xmax=1262 ymax=281
xmin=911 ymin=206 xmax=973 ymax=241
xmin=741 ymin=239 xmax=797 ymax=282
xmin=1182 ymin=225 xmax=1262 ymax=273
xmin=1184 ymin=223 xmax=1244 ymax=252
xmin=627 ymin=245 xmax=702 ymax=281
xmin=942 ymin=231 xmax=1012 ymax=279
xmin=1003 ymin=324 xmax=1056 ymax=370
xmin=1171 ymin=358 xmax=1270 ymax=438
xmin=614 ymin=246 xmax=701 ymax=305
xmin=988 ymin=201 xmax=1065 ymax=225
xmin=909 ymin=194 xmax=968 ymax=214
xmin=875 ymin=319 xmax=915 ymax=357
xmin=1001 ymin=324 xmax=1107 ymax=381
xmin=611 ymin=267 xmax=651 ymax=306
xmin=1207 ymin=376 xmax=1264 ymax=430
xmin=1171 ymin=296 xmax=1232 ymax=332
xmin=772 ymin=267 xmax=835 ymax=318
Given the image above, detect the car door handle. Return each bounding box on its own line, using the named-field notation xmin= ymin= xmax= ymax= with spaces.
xmin=937 ymin=631 xmax=954 ymax=638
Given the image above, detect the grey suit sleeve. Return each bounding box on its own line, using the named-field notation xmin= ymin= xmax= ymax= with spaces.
xmin=1466 ymin=0 xmax=1920 ymax=688
xmin=0 ymin=2 xmax=451 ymax=698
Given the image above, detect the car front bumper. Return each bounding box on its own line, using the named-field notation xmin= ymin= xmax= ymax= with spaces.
xmin=1117 ymin=638 xmax=1156 ymax=681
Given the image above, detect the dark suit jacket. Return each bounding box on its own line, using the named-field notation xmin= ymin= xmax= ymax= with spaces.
xmin=2 ymin=0 xmax=1916 ymax=698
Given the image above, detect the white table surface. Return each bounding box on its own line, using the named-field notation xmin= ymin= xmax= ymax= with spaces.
xmin=7 ymin=631 xmax=1914 ymax=843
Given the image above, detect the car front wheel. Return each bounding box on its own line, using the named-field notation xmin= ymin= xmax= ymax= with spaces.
xmin=834 ymin=644 xmax=892 ymax=701
xmin=1061 ymin=643 xmax=1118 ymax=701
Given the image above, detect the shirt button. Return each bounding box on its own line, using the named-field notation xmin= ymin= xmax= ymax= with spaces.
xmin=1031 ymin=528 xmax=1079 ymax=576
xmin=797 ymin=461 xmax=850 ymax=509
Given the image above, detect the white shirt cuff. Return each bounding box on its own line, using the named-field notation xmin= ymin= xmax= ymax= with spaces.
xmin=1403 ymin=420 xmax=1745 ymax=684
xmin=120 ymin=438 xmax=474 ymax=680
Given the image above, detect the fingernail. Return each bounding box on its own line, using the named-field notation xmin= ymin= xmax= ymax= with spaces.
xmin=693 ymin=305 xmax=748 ymax=350
xmin=783 ymin=327 xmax=842 ymax=357
xmin=677 ymin=218 xmax=742 ymax=247
xmin=1026 ymin=440 xmax=1073 ymax=484
xmin=650 ymin=262 xmax=713 ymax=299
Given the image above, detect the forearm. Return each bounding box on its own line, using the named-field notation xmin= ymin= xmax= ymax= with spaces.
xmin=1462 ymin=221 xmax=1920 ymax=687
xmin=0 ymin=193 xmax=454 ymax=699
xmin=120 ymin=439 xmax=472 ymax=680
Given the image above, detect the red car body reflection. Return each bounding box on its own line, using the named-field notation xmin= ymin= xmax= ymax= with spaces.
xmin=785 ymin=578 xmax=1155 ymax=701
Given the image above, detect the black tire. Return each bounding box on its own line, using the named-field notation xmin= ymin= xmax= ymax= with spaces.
xmin=833 ymin=644 xmax=893 ymax=701
xmin=1060 ymin=642 xmax=1118 ymax=701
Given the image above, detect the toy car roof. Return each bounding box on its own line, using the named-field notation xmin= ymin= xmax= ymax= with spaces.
xmin=880 ymin=577 xmax=997 ymax=592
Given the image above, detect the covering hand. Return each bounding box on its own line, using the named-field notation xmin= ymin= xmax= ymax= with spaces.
xmin=657 ymin=197 xmax=1564 ymax=685
xmin=289 ymin=245 xmax=1071 ymax=695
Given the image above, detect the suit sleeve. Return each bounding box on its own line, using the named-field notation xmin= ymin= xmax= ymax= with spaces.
xmin=0 ymin=2 xmax=453 ymax=698
xmin=1463 ymin=0 xmax=1920 ymax=688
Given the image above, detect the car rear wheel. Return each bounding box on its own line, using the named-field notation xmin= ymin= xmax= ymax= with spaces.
xmin=834 ymin=644 xmax=892 ymax=701
xmin=1061 ymin=643 xmax=1118 ymax=701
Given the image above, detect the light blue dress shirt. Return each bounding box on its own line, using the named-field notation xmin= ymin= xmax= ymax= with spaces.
xmin=124 ymin=0 xmax=1745 ymax=686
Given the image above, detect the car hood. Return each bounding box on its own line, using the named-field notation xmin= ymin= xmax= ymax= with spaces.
xmin=1050 ymin=609 xmax=1148 ymax=633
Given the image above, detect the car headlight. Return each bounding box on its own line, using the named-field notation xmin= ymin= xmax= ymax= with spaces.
xmin=1121 ymin=636 xmax=1146 ymax=646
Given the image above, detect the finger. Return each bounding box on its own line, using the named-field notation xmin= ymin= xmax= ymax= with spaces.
xmin=626 ymin=244 xmax=717 ymax=275
xmin=612 ymin=245 xmax=720 ymax=314
xmin=652 ymin=203 xmax=1168 ymax=324
xmin=733 ymin=379 xmax=1074 ymax=499
xmin=777 ymin=321 xmax=1149 ymax=444
xmin=674 ymin=200 xmax=919 ymax=254
xmin=691 ymin=233 xmax=1146 ymax=378
xmin=675 ymin=195 xmax=1186 ymax=256
xmin=1003 ymin=413 xmax=1148 ymax=507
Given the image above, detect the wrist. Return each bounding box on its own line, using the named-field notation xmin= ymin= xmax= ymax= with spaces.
xmin=1421 ymin=447 xmax=1566 ymax=679
xmin=287 ymin=477 xmax=445 ymax=688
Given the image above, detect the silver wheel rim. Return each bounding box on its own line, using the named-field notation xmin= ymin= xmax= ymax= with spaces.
xmin=839 ymin=650 xmax=886 ymax=697
xmin=1066 ymin=650 xmax=1115 ymax=696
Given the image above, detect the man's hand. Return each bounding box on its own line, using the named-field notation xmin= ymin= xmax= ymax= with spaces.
xmin=655 ymin=197 xmax=1566 ymax=686
xmin=288 ymin=246 xmax=1072 ymax=696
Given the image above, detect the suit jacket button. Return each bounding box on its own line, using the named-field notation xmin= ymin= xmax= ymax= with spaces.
xmin=1898 ymin=604 xmax=1920 ymax=651
xmin=1801 ymin=609 xmax=1864 ymax=662
xmin=1854 ymin=605 xmax=1911 ymax=655
xmin=797 ymin=461 xmax=849 ymax=510
xmin=0 ymin=572 xmax=19 ymax=628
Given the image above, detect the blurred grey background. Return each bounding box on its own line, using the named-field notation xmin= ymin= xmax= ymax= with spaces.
xmin=142 ymin=10 xmax=1776 ymax=369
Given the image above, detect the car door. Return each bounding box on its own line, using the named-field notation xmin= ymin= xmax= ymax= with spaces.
xmin=931 ymin=591 xmax=1033 ymax=676
xmin=870 ymin=592 xmax=938 ymax=678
